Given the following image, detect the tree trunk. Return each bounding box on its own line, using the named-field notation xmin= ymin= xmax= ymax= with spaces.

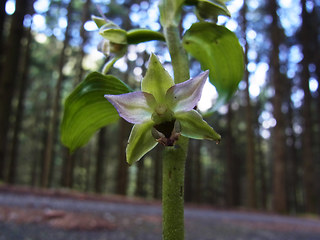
xmin=76 ymin=0 xmax=91 ymax=84
xmin=225 ymin=104 xmax=240 ymax=207
xmin=286 ymin=97 xmax=300 ymax=213
xmin=315 ymin=6 xmax=320 ymax=215
xmin=241 ymin=2 xmax=256 ymax=209
xmin=95 ymin=127 xmax=107 ymax=193
xmin=115 ymin=118 xmax=130 ymax=195
xmin=0 ymin=0 xmax=29 ymax=181
xmin=7 ymin=25 xmax=33 ymax=184
xmin=61 ymin=150 xmax=75 ymax=188
xmin=153 ymin=145 xmax=162 ymax=199
xmin=84 ymin=147 xmax=92 ymax=192
xmin=0 ymin=0 xmax=7 ymax=67
xmin=193 ymin=140 xmax=202 ymax=203
xmin=42 ymin=0 xmax=73 ymax=188
xmin=135 ymin=158 xmax=146 ymax=197
xmin=300 ymin=0 xmax=317 ymax=213
xmin=268 ymin=0 xmax=287 ymax=213
xmin=184 ymin=140 xmax=194 ymax=202
xmin=253 ymin=102 xmax=267 ymax=210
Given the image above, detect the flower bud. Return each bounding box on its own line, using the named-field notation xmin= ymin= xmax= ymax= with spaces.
xmin=97 ymin=39 xmax=127 ymax=57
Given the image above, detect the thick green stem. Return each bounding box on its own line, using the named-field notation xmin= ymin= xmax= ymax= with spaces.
xmin=162 ymin=137 xmax=188 ymax=240
xmin=164 ymin=26 xmax=190 ymax=83
xmin=162 ymin=25 xmax=190 ymax=240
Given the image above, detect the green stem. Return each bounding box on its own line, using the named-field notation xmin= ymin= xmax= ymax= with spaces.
xmin=162 ymin=25 xmax=190 ymax=240
xmin=164 ymin=26 xmax=190 ymax=83
xmin=162 ymin=137 xmax=188 ymax=240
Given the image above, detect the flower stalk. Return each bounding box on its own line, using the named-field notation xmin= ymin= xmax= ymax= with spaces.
xmin=161 ymin=15 xmax=190 ymax=240
xmin=162 ymin=137 xmax=188 ymax=240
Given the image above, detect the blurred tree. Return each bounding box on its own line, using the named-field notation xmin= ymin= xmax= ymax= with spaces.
xmin=7 ymin=24 xmax=34 ymax=184
xmin=153 ymin=145 xmax=162 ymax=199
xmin=0 ymin=0 xmax=7 ymax=68
xmin=115 ymin=118 xmax=130 ymax=195
xmin=185 ymin=140 xmax=194 ymax=202
xmin=315 ymin=4 xmax=320 ymax=209
xmin=75 ymin=0 xmax=91 ymax=83
xmin=285 ymin=89 xmax=300 ymax=212
xmin=193 ymin=140 xmax=202 ymax=203
xmin=255 ymin=104 xmax=267 ymax=210
xmin=225 ymin=103 xmax=240 ymax=207
xmin=0 ymin=0 xmax=31 ymax=181
xmin=135 ymin=158 xmax=147 ymax=197
xmin=241 ymin=2 xmax=257 ymax=209
xmin=268 ymin=0 xmax=287 ymax=213
xmin=299 ymin=0 xmax=317 ymax=213
xmin=95 ymin=127 xmax=107 ymax=193
xmin=42 ymin=0 xmax=74 ymax=188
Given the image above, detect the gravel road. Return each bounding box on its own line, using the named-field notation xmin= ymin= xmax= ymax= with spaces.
xmin=0 ymin=190 xmax=320 ymax=240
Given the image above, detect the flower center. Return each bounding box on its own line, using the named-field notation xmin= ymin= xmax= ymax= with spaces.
xmin=151 ymin=104 xmax=174 ymax=124
xmin=152 ymin=120 xmax=181 ymax=147
xmin=154 ymin=120 xmax=175 ymax=139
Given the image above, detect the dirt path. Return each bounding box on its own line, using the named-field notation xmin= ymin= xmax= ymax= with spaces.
xmin=0 ymin=187 xmax=319 ymax=240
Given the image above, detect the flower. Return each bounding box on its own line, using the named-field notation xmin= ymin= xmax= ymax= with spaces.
xmin=105 ymin=54 xmax=221 ymax=164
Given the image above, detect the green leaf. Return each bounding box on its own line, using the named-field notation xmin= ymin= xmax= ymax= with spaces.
xmin=175 ymin=110 xmax=221 ymax=141
xmin=185 ymin=0 xmax=230 ymax=20
xmin=126 ymin=122 xmax=158 ymax=165
xmin=183 ymin=22 xmax=244 ymax=109
xmin=197 ymin=0 xmax=231 ymax=20
xmin=61 ymin=72 xmax=131 ymax=152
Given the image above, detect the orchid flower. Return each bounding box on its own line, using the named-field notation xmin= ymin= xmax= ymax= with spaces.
xmin=105 ymin=54 xmax=221 ymax=164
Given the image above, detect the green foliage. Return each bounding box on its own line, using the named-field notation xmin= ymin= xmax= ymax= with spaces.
xmin=127 ymin=29 xmax=165 ymax=44
xmin=185 ymin=0 xmax=231 ymax=20
xmin=182 ymin=22 xmax=244 ymax=110
xmin=60 ymin=72 xmax=131 ymax=152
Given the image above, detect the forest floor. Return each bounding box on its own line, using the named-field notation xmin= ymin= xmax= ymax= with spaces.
xmin=0 ymin=185 xmax=320 ymax=240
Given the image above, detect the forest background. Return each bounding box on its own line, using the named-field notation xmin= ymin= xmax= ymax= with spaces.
xmin=0 ymin=0 xmax=319 ymax=216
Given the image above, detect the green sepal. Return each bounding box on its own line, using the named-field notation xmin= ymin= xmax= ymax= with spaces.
xmin=99 ymin=25 xmax=127 ymax=44
xmin=98 ymin=39 xmax=127 ymax=58
xmin=127 ymin=29 xmax=165 ymax=44
xmin=92 ymin=15 xmax=107 ymax=28
xmin=183 ymin=22 xmax=244 ymax=110
xmin=60 ymin=72 xmax=132 ymax=153
xmin=175 ymin=110 xmax=221 ymax=141
xmin=126 ymin=122 xmax=158 ymax=165
xmin=141 ymin=54 xmax=174 ymax=103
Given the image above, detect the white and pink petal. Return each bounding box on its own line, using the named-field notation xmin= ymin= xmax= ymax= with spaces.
xmin=166 ymin=70 xmax=209 ymax=112
xmin=104 ymin=91 xmax=156 ymax=124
